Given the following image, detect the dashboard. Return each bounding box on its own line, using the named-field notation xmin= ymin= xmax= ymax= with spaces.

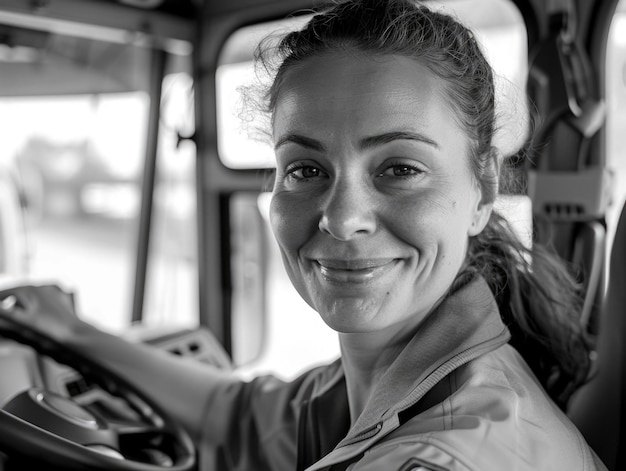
xmin=0 ymin=326 xmax=230 ymax=469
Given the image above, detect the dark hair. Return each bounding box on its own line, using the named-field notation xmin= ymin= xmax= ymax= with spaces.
xmin=256 ymin=0 xmax=590 ymax=407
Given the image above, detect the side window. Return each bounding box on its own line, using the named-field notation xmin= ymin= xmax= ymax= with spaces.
xmin=143 ymin=72 xmax=199 ymax=330
xmin=217 ymin=0 xmax=528 ymax=379
xmin=0 ymin=28 xmax=195 ymax=332
xmin=6 ymin=91 xmax=148 ymax=332
xmin=0 ymin=168 xmax=27 ymax=278
xmin=606 ymin=0 xmax=626 ymax=247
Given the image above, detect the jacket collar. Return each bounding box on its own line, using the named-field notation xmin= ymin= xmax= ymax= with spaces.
xmin=306 ymin=276 xmax=511 ymax=470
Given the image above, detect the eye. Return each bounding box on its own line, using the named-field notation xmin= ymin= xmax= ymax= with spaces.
xmin=285 ymin=164 xmax=327 ymax=181
xmin=377 ymin=162 xmax=425 ymax=179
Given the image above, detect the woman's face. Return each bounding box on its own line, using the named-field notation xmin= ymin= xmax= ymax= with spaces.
xmin=270 ymin=52 xmax=492 ymax=334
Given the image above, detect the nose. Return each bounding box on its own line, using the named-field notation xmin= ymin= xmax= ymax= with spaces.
xmin=318 ymin=178 xmax=376 ymax=240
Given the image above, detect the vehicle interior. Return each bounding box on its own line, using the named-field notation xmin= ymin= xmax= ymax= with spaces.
xmin=0 ymin=0 xmax=624 ymax=469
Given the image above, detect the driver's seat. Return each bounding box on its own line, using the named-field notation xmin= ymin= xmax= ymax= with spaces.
xmin=568 ymin=202 xmax=626 ymax=471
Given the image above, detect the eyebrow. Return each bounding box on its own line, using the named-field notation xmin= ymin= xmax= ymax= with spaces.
xmin=360 ymin=131 xmax=440 ymax=150
xmin=274 ymin=130 xmax=439 ymax=151
xmin=274 ymin=134 xmax=326 ymax=152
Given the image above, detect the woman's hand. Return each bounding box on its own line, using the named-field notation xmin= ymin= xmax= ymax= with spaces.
xmin=0 ymin=284 xmax=84 ymax=345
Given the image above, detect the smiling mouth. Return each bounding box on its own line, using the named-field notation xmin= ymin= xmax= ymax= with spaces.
xmin=314 ymin=258 xmax=400 ymax=284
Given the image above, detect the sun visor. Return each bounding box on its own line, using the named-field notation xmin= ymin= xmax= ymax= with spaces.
xmin=0 ymin=26 xmax=153 ymax=96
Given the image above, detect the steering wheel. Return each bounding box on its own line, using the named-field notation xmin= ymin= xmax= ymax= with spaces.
xmin=0 ymin=285 xmax=196 ymax=471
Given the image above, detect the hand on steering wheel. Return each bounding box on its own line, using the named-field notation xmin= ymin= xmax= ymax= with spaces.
xmin=0 ymin=284 xmax=196 ymax=471
xmin=0 ymin=284 xmax=82 ymax=343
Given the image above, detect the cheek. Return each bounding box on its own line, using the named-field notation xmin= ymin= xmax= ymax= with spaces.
xmin=386 ymin=190 xmax=473 ymax=261
xmin=387 ymin=191 xmax=457 ymax=237
xmin=269 ymin=193 xmax=316 ymax=254
xmin=269 ymin=195 xmax=292 ymax=250
xmin=270 ymin=193 xmax=320 ymax=310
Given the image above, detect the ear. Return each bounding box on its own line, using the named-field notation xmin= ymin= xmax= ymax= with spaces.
xmin=468 ymin=199 xmax=493 ymax=236
xmin=468 ymin=153 xmax=498 ymax=236
xmin=467 ymin=175 xmax=494 ymax=236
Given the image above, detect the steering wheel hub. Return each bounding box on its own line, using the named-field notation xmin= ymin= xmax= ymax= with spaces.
xmin=34 ymin=390 xmax=100 ymax=428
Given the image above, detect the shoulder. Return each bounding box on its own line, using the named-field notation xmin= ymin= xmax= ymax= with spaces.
xmin=350 ymin=345 xmax=601 ymax=471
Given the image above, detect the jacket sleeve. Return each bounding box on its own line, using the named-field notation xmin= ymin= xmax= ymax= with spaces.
xmin=67 ymin=320 xmax=333 ymax=471
xmin=0 ymin=283 xmax=320 ymax=469
xmin=68 ymin=320 xmax=240 ymax=440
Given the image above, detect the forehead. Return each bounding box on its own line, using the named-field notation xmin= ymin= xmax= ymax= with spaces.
xmin=276 ymin=52 xmax=436 ymax=108
xmin=272 ymin=51 xmax=467 ymax=149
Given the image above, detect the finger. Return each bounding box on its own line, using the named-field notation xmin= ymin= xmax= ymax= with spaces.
xmin=0 ymin=288 xmax=34 ymax=316
xmin=0 ymin=294 xmax=17 ymax=311
xmin=0 ymin=292 xmax=24 ymax=332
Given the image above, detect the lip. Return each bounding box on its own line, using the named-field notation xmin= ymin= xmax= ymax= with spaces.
xmin=314 ymin=258 xmax=400 ymax=284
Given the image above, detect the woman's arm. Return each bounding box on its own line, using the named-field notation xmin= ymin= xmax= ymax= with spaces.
xmin=0 ymin=284 xmax=240 ymax=441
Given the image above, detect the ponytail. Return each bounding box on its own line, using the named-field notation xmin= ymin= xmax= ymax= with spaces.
xmin=462 ymin=211 xmax=591 ymax=408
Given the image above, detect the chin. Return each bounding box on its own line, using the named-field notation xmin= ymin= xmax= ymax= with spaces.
xmin=318 ymin=310 xmax=385 ymax=334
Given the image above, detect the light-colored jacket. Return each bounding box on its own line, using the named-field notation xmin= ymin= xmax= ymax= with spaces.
xmin=199 ymin=277 xmax=607 ymax=471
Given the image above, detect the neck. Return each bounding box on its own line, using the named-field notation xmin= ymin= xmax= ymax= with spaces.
xmin=339 ymin=324 xmax=414 ymax=424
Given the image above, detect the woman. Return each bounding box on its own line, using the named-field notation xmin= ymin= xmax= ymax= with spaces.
xmin=0 ymin=0 xmax=607 ymax=469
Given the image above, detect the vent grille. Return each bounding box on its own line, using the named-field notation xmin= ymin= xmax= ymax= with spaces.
xmin=65 ymin=376 xmax=92 ymax=397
